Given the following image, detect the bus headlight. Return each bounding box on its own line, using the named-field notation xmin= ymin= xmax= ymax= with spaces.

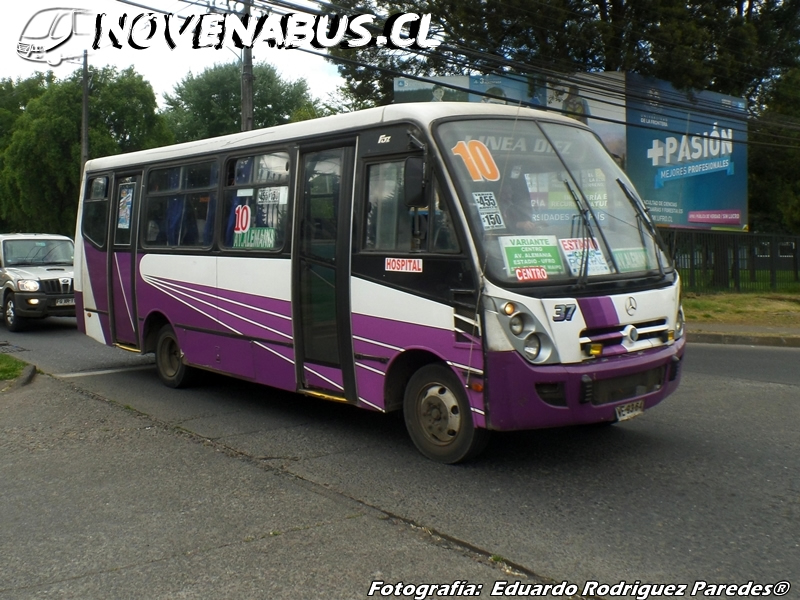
xmin=509 ymin=314 xmax=525 ymax=336
xmin=522 ymin=334 xmax=541 ymax=362
xmin=18 ymin=279 xmax=40 ymax=292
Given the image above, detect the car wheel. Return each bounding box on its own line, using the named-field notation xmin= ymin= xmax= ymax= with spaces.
xmin=4 ymin=293 xmax=26 ymax=332
xmin=155 ymin=324 xmax=195 ymax=388
xmin=403 ymin=364 xmax=490 ymax=463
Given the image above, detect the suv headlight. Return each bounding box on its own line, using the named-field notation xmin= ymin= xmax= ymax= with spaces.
xmin=18 ymin=279 xmax=40 ymax=292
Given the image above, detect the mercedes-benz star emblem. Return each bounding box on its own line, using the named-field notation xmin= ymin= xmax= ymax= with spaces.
xmin=625 ymin=296 xmax=638 ymax=316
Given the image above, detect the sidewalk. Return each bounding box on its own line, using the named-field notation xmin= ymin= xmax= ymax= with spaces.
xmin=686 ymin=321 xmax=800 ymax=347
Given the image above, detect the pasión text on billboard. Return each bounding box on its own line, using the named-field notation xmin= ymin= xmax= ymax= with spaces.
xmin=646 ymin=125 xmax=733 ymax=167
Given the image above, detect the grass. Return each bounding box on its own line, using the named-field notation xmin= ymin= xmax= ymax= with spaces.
xmin=0 ymin=354 xmax=27 ymax=381
xmin=683 ymin=292 xmax=800 ymax=327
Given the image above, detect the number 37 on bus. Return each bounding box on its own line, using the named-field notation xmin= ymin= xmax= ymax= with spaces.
xmin=75 ymin=103 xmax=685 ymax=463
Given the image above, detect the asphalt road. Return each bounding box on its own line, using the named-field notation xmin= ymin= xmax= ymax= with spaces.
xmin=2 ymin=318 xmax=798 ymax=597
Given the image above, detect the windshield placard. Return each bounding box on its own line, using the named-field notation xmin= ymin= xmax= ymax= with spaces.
xmin=559 ymin=237 xmax=611 ymax=276
xmin=472 ymin=192 xmax=506 ymax=230
xmin=500 ymin=235 xmax=564 ymax=281
xmin=612 ymin=247 xmax=650 ymax=272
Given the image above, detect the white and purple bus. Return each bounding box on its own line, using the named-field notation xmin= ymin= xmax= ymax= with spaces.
xmin=75 ymin=103 xmax=685 ymax=463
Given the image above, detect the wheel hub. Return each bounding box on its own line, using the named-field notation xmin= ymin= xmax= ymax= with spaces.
xmin=419 ymin=384 xmax=461 ymax=444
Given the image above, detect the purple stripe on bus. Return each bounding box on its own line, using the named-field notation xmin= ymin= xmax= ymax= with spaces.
xmin=352 ymin=313 xmax=484 ymax=370
xmin=354 ymin=365 xmax=387 ymax=411
xmin=253 ymin=344 xmax=296 ymax=391
xmin=485 ymin=337 xmax=684 ymax=431
xmin=577 ymin=297 xmax=618 ymax=329
xmin=304 ymin=363 xmax=344 ymax=391
xmin=465 ymin=387 xmax=488 ymax=429
xmin=137 ymin=274 xmax=294 ymax=346
xmin=352 ymin=312 xmax=485 ymax=415
xmin=112 ymin=252 xmax=136 ymax=344
xmin=587 ymin=331 xmax=624 ymax=343
xmin=602 ymin=345 xmax=628 ymax=357
xmin=83 ymin=243 xmax=110 ymax=313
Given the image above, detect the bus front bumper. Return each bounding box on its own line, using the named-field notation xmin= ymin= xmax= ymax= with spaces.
xmin=485 ymin=337 xmax=686 ymax=431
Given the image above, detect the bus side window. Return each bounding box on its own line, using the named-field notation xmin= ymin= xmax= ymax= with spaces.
xmin=363 ymin=160 xmax=426 ymax=253
xmin=223 ymin=152 xmax=290 ymax=251
xmin=362 ymin=164 xmax=459 ymax=254
xmin=144 ymin=161 xmax=217 ymax=248
xmin=82 ymin=176 xmax=109 ymax=248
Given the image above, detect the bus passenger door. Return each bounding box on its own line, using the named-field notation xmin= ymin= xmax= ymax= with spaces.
xmin=108 ymin=173 xmax=141 ymax=348
xmin=293 ymin=145 xmax=357 ymax=403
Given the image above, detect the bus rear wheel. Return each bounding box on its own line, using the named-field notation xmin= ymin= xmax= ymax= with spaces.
xmin=403 ymin=364 xmax=490 ymax=464
xmin=155 ymin=325 xmax=195 ymax=388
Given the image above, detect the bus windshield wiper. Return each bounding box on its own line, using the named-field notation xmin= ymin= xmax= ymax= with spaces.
xmin=563 ymin=179 xmax=591 ymax=288
xmin=616 ymin=179 xmax=665 ymax=277
xmin=563 ymin=179 xmax=619 ymax=287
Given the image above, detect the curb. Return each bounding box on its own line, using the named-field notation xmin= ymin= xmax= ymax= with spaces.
xmin=688 ymin=332 xmax=800 ymax=348
xmin=7 ymin=364 xmax=37 ymax=390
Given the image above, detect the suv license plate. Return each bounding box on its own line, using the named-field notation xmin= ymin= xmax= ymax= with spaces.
xmin=615 ymin=400 xmax=644 ymax=422
xmin=56 ymin=298 xmax=75 ymax=306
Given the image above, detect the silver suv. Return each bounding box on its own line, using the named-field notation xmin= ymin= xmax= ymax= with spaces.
xmin=0 ymin=233 xmax=75 ymax=331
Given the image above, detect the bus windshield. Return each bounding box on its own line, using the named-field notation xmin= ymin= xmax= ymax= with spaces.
xmin=437 ymin=118 xmax=672 ymax=287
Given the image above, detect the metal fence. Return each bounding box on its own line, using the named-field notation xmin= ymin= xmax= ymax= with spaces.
xmin=660 ymin=229 xmax=800 ymax=293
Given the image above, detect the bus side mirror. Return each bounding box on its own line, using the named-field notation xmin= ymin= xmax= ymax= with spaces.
xmin=404 ymin=156 xmax=426 ymax=208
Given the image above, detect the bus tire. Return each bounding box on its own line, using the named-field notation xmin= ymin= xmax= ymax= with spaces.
xmin=4 ymin=293 xmax=26 ymax=332
xmin=155 ymin=325 xmax=194 ymax=388
xmin=403 ymin=364 xmax=490 ymax=464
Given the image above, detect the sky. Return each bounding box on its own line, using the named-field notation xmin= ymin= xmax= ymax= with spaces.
xmin=2 ymin=0 xmax=344 ymax=106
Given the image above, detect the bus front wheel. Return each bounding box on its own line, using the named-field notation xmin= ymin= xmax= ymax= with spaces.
xmin=155 ymin=325 xmax=195 ymax=388
xmin=403 ymin=364 xmax=490 ymax=463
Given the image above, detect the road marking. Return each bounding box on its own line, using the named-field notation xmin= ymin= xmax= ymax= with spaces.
xmin=55 ymin=365 xmax=155 ymax=378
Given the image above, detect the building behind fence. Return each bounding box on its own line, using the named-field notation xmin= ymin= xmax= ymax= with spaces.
xmin=661 ymin=229 xmax=800 ymax=293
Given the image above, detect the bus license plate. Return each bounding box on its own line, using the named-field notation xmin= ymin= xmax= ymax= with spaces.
xmin=615 ymin=400 xmax=644 ymax=422
xmin=56 ymin=298 xmax=75 ymax=306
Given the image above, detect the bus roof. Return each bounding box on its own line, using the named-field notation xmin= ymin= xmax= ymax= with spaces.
xmin=83 ymin=103 xmax=581 ymax=174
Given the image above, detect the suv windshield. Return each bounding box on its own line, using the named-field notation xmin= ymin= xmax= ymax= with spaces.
xmin=3 ymin=239 xmax=74 ymax=267
xmin=436 ymin=118 xmax=671 ymax=288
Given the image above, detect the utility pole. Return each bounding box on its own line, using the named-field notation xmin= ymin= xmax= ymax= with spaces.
xmin=240 ymin=3 xmax=254 ymax=131
xmin=81 ymin=50 xmax=89 ymax=175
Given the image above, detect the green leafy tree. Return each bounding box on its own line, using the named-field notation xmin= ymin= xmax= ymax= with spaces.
xmin=0 ymin=67 xmax=172 ymax=236
xmin=0 ymin=74 xmax=52 ymax=231
xmin=0 ymin=74 xmax=50 ymax=150
xmin=749 ymin=68 xmax=800 ymax=233
xmin=162 ymin=61 xmax=319 ymax=142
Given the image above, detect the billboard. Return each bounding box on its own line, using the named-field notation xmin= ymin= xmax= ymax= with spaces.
xmin=393 ymin=72 xmax=748 ymax=231
xmin=624 ymin=73 xmax=748 ymax=230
